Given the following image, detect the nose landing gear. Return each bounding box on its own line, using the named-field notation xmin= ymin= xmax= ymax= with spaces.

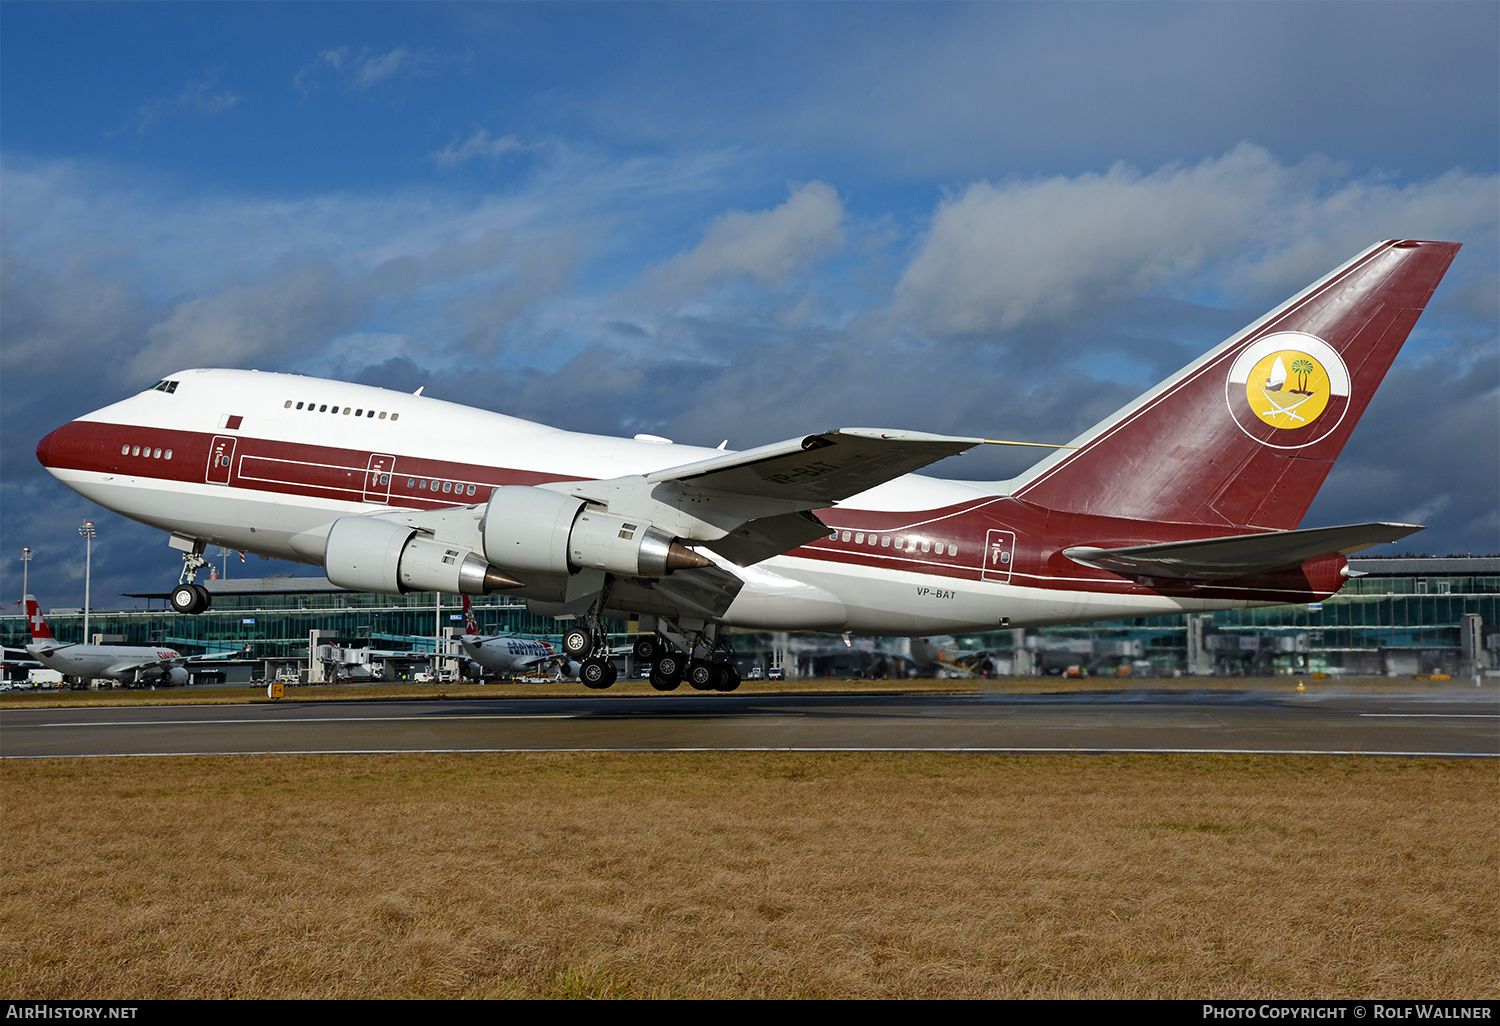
xmin=170 ymin=541 xmax=213 ymax=614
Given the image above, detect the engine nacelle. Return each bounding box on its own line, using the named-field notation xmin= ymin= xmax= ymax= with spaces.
xmin=480 ymin=486 xmax=710 ymax=578
xmin=323 ymin=516 xmax=517 ymax=595
xmin=167 ymin=666 xmax=190 ymax=686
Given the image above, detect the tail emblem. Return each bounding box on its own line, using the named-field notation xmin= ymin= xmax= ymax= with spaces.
xmin=1226 ymin=332 xmax=1350 ymax=448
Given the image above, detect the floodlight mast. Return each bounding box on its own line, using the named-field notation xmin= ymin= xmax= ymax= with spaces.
xmin=78 ymin=522 xmax=95 ymax=643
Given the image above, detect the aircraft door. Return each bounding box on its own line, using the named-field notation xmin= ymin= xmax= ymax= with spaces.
xmin=205 ymin=436 xmax=237 ymax=485
xmin=981 ymin=530 xmax=1016 ymax=583
xmin=364 ymin=454 xmax=396 ymax=503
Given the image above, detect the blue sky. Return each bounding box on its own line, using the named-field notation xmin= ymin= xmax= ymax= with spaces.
xmin=2 ymin=1 xmax=1497 ymax=611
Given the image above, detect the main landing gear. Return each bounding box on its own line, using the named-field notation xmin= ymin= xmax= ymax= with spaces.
xmin=561 ymin=604 xmax=741 ymax=694
xmin=639 ymin=620 xmax=740 ymax=694
xmin=169 ymin=541 xmax=213 ymax=615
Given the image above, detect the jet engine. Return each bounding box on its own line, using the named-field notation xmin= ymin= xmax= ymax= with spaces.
xmin=323 ymin=516 xmax=519 ymax=595
xmin=480 ymin=486 xmax=710 ymax=578
xmin=166 ymin=666 xmax=190 ymax=686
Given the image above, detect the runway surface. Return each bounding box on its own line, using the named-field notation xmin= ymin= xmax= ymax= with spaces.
xmin=3 ymin=688 xmax=1496 ymax=758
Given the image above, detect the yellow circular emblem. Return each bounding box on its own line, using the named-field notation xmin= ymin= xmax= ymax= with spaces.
xmin=1244 ymin=350 xmax=1331 ymax=429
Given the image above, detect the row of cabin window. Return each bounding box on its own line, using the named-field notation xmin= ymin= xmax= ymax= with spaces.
xmin=122 ymin=445 xmax=173 ymax=460
xmin=284 ymin=400 xmax=399 ymax=420
xmin=832 ymin=530 xmax=957 ymax=556
xmin=406 ymin=478 xmax=477 ymax=496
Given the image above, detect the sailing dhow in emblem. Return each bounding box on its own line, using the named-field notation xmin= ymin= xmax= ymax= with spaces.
xmin=1249 ymin=349 xmax=1328 ymax=426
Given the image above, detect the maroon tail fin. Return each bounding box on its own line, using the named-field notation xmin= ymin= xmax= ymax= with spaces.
xmin=1013 ymin=240 xmax=1460 ymax=530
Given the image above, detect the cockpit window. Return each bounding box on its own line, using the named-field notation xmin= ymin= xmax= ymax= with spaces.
xmin=149 ymin=380 xmax=179 ymax=394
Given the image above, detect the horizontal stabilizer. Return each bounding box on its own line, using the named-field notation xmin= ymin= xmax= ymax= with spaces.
xmin=646 ymin=428 xmax=980 ymax=504
xmin=1064 ymin=522 xmax=1424 ymax=581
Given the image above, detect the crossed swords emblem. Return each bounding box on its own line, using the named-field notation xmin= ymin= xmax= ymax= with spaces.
xmin=1257 ymin=385 xmax=1316 ymax=424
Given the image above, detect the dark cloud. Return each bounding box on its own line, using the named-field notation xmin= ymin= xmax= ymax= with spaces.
xmin=1305 ymin=342 xmax=1500 ymax=555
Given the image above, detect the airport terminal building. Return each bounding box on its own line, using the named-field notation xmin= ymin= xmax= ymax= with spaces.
xmin=4 ymin=556 xmax=1496 ymax=683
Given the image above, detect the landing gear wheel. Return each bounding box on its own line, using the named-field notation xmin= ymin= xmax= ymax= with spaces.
xmin=633 ymin=635 xmax=661 ymax=662
xmin=714 ymin=665 xmax=741 ymax=693
xmin=655 ymin=651 xmax=684 ymax=681
xmin=563 ymin=627 xmax=594 ymax=659
xmin=170 ymin=583 xmax=210 ymax=615
xmin=649 ymin=667 xmax=681 ymax=692
xmin=579 ymin=657 xmax=617 ymax=690
xmin=687 ymin=659 xmax=718 ymax=691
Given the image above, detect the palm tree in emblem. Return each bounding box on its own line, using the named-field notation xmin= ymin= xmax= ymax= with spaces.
xmin=1290 ymin=358 xmax=1315 ymax=396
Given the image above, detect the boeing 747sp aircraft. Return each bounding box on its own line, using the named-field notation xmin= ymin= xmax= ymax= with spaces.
xmin=35 ymin=240 xmax=1459 ymax=691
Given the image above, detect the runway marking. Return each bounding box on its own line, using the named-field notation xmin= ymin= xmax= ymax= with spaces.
xmin=7 ymin=714 xmax=577 ymax=728
xmin=4 ymin=711 xmax=815 ymax=729
xmin=5 ymin=746 xmax=1496 ymax=759
xmin=1358 ymin=713 xmax=1499 ymax=719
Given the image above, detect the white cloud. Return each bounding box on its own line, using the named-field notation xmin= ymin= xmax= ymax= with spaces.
xmin=137 ymin=255 xmax=361 ymax=377
xmin=431 ymin=129 xmax=534 ymax=168
xmin=118 ymin=72 xmax=240 ymax=139
xmin=894 ymin=145 xmax=1499 ymax=336
xmin=650 ymin=181 xmax=845 ymax=292
xmin=295 ymin=45 xmax=431 ymax=93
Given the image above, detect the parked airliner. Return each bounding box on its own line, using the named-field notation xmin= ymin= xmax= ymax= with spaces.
xmin=35 ymin=240 xmax=1459 ymax=691
xmin=24 ymin=597 xmax=243 ymax=687
xmin=454 ymin=596 xmax=579 ymax=681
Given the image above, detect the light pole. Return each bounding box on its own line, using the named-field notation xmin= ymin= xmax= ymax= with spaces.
xmin=78 ymin=522 xmax=95 ymax=644
xmin=21 ymin=546 xmax=31 ymax=603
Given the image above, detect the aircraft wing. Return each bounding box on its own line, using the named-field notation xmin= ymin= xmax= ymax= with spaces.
xmin=645 ymin=428 xmax=982 ymax=505
xmin=1063 ymin=522 xmax=1423 ymax=581
xmin=182 ymin=646 xmax=249 ymax=664
xmin=101 ymin=658 xmax=168 ymax=677
xmin=103 ymin=646 xmax=248 ymax=677
xmin=559 ymin=429 xmax=982 ymax=568
xmin=2 ymin=649 xmax=43 ymax=672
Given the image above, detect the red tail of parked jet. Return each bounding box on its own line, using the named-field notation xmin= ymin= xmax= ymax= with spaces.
xmin=1012 ymin=240 xmax=1461 ymax=530
xmin=25 ymin=596 xmax=56 ymax=642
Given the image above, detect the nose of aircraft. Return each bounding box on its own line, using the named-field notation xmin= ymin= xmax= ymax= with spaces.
xmin=35 ymin=419 xmax=88 ymax=474
xmin=35 ymin=423 xmax=67 ymax=470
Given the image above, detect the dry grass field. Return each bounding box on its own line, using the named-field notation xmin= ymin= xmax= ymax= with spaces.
xmin=2 ymin=751 xmax=1495 ymax=999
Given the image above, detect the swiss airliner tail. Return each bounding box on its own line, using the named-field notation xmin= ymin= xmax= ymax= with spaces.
xmin=1013 ymin=240 xmax=1460 ymax=530
xmin=25 ymin=595 xmax=56 ymax=642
